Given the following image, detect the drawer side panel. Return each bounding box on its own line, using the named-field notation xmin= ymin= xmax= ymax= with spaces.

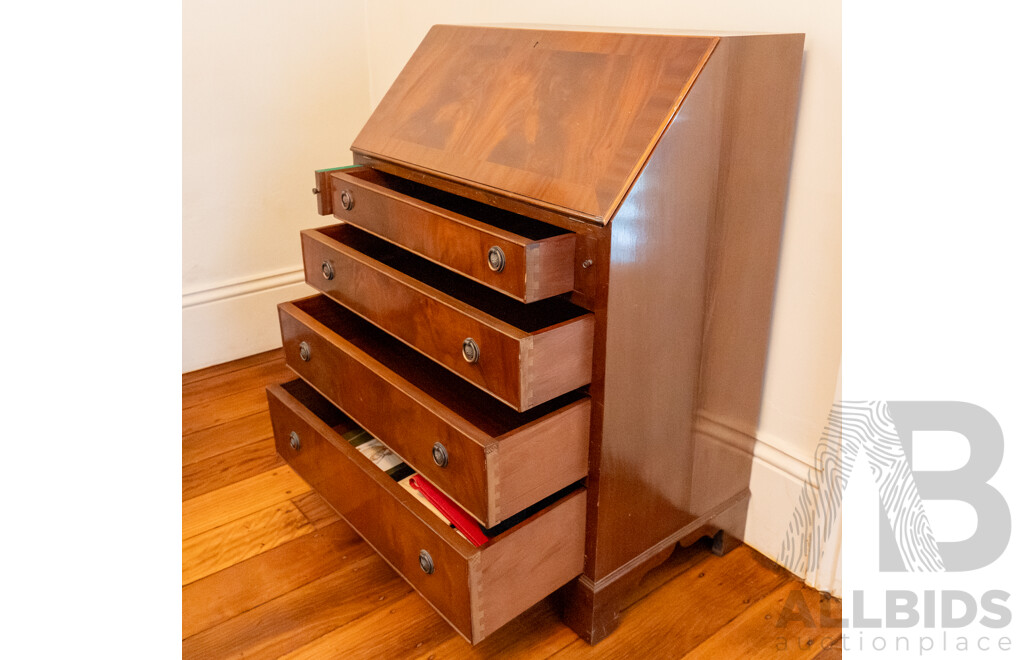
xmin=474 ymin=490 xmax=587 ymax=638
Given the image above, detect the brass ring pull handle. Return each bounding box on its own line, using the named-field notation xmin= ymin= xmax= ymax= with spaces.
xmin=299 ymin=341 xmax=311 ymax=362
xmin=321 ymin=260 xmax=334 ymax=280
xmin=462 ymin=338 xmax=480 ymax=363
xmin=418 ymin=549 xmax=435 ymax=575
xmin=487 ymin=246 xmax=506 ymax=272
xmin=432 ymin=442 xmax=449 ymax=468
xmin=339 ymin=189 xmax=354 ymax=210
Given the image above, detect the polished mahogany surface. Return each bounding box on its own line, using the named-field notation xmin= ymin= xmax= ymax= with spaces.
xmin=276 ymin=295 xmax=590 ymax=526
xmin=301 ymin=223 xmax=594 ymax=411
xmin=353 ymin=25 xmax=718 ymax=224
xmin=267 ymin=379 xmax=587 ymax=643
xmin=278 ymin=24 xmax=805 ymax=646
xmin=569 ymin=34 xmax=805 ymax=636
xmin=328 ymin=167 xmax=577 ymax=303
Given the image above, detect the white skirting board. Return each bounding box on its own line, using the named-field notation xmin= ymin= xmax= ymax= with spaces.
xmin=694 ymin=412 xmax=842 ymax=595
xmin=182 ymin=267 xmax=312 ymax=373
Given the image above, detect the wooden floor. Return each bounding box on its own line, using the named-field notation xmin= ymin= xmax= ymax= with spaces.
xmin=183 ymin=349 xmax=842 ymax=659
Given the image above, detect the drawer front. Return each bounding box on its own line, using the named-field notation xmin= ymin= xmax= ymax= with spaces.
xmin=303 ymin=224 xmax=594 ymax=412
xmin=278 ymin=295 xmax=590 ymax=526
xmin=266 ymin=380 xmax=587 ymax=643
xmin=267 ymin=381 xmax=474 ymax=636
xmin=330 ymin=167 xmax=576 ymax=303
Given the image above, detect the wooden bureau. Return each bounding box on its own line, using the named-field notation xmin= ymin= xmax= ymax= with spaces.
xmin=267 ymin=25 xmax=804 ymax=645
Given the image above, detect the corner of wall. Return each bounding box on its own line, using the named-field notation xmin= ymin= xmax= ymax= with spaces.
xmin=182 ymin=271 xmax=312 ymax=372
xmin=183 ymin=1 xmax=373 ymax=374
xmin=694 ymin=411 xmax=842 ymax=595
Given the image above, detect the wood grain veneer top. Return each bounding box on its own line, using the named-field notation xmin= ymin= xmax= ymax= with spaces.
xmin=353 ymin=25 xmax=719 ymax=224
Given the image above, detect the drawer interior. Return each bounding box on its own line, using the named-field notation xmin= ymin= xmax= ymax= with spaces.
xmin=289 ymin=294 xmax=587 ymax=438
xmin=277 ymin=377 xmax=582 ymax=540
xmin=270 ymin=377 xmax=587 ymax=642
xmin=316 ymin=223 xmax=587 ymax=332
xmin=343 ymin=167 xmax=567 ymax=240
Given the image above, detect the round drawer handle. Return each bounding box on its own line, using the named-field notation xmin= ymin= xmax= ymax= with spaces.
xmin=461 ymin=338 xmax=480 ymax=364
xmin=298 ymin=341 xmax=312 ymax=362
xmin=289 ymin=431 xmax=301 ymax=452
xmin=487 ymin=246 xmax=506 ymax=272
xmin=339 ymin=189 xmax=355 ymax=211
xmin=321 ymin=260 xmax=335 ymax=280
xmin=418 ymin=549 xmax=435 ymax=575
xmin=432 ymin=442 xmax=449 ymax=468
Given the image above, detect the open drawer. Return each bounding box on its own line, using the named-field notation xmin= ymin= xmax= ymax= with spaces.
xmin=324 ymin=166 xmax=576 ymax=303
xmin=266 ymin=378 xmax=587 ymax=644
xmin=278 ymin=294 xmax=590 ymax=527
xmin=303 ymin=223 xmax=593 ymax=412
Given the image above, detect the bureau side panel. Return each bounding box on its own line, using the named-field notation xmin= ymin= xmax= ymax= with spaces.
xmin=589 ymin=34 xmax=806 ymax=580
xmin=590 ymin=44 xmax=728 ymax=580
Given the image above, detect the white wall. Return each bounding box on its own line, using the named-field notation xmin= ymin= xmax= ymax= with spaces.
xmin=183 ymin=0 xmax=371 ymax=371
xmin=183 ymin=0 xmax=841 ymax=592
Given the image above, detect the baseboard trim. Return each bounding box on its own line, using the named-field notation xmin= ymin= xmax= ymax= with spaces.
xmin=694 ymin=410 xmax=817 ymax=481
xmin=182 ymin=267 xmax=305 ymax=309
xmin=694 ymin=409 xmax=841 ymax=594
xmin=182 ymin=267 xmax=311 ymax=372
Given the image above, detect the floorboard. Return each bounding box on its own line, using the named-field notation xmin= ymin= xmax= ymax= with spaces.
xmin=182 ymin=467 xmax=310 ymax=540
xmin=183 ymin=554 xmax=410 ymax=660
xmin=812 ymin=640 xmax=843 ymax=660
xmin=182 ymin=386 xmax=271 ymax=436
xmin=182 ymin=522 xmax=361 ymax=638
xmin=183 ymin=348 xmax=284 ymax=387
xmin=182 ymin=500 xmax=315 ymax=586
xmin=182 ymin=436 xmax=284 ymax=500
xmin=550 ymin=547 xmax=792 ymax=659
xmin=413 ymin=599 xmax=580 ymax=659
xmin=291 ymin=491 xmax=343 ymax=529
xmin=182 ymin=352 xmax=842 ymax=658
xmin=182 ymin=411 xmax=273 ymax=466
xmin=183 ymin=359 xmax=294 ymax=410
xmin=281 ymin=591 xmax=456 ymax=660
xmin=683 ymin=582 xmax=842 ymax=659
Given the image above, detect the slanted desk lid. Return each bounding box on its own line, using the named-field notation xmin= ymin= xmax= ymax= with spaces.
xmin=352 ymin=25 xmax=718 ymax=225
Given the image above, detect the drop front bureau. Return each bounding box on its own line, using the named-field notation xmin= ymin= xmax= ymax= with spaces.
xmin=266 ymin=24 xmax=804 ymax=644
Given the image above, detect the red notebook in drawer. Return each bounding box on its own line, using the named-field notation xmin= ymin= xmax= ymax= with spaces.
xmin=409 ymin=475 xmax=489 ymax=547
